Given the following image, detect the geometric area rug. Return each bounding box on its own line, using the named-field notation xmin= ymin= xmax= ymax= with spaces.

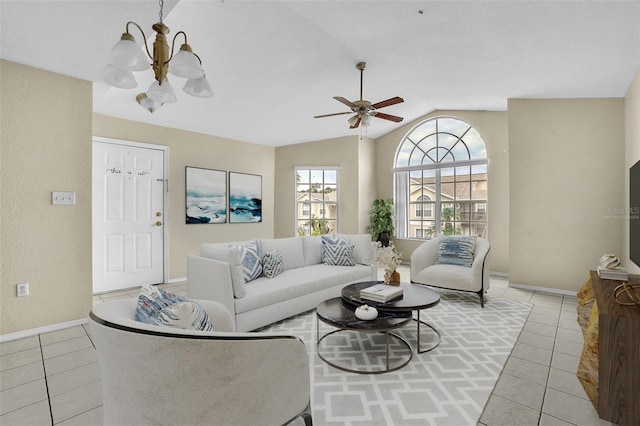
xmin=260 ymin=290 xmax=532 ymax=426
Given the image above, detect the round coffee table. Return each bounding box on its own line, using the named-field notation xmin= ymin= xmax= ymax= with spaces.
xmin=342 ymin=281 xmax=441 ymax=353
xmin=316 ymin=297 xmax=413 ymax=374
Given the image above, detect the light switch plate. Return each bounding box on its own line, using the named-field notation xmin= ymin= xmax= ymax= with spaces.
xmin=52 ymin=192 xmax=76 ymax=205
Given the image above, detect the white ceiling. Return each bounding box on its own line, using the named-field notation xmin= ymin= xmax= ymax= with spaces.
xmin=2 ymin=1 xmax=639 ymax=146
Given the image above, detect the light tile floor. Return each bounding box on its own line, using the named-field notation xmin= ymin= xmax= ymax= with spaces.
xmin=0 ymin=276 xmax=612 ymax=426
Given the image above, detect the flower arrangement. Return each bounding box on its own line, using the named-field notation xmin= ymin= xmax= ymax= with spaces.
xmin=376 ymin=241 xmax=402 ymax=284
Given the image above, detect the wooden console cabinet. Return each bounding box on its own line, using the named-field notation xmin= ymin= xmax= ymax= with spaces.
xmin=578 ymin=271 xmax=640 ymax=426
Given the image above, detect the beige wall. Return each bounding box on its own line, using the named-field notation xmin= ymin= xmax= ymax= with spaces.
xmin=92 ymin=115 xmax=275 ymax=279
xmin=274 ymin=135 xmax=374 ymax=237
xmin=1 ymin=61 xmax=93 ymax=335
xmin=508 ymin=98 xmax=625 ymax=291
xmin=625 ymin=69 xmax=640 ymax=274
xmin=374 ymin=111 xmax=510 ymax=274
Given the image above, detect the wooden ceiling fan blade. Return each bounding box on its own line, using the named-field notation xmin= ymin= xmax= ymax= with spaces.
xmin=373 ymin=112 xmax=404 ymax=123
xmin=334 ymin=96 xmax=357 ymax=109
xmin=349 ymin=117 xmax=361 ymax=129
xmin=314 ymin=111 xmax=353 ymax=118
xmin=371 ymin=96 xmax=404 ymax=109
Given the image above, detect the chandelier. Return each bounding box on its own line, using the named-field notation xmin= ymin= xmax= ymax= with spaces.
xmin=101 ymin=0 xmax=212 ymax=113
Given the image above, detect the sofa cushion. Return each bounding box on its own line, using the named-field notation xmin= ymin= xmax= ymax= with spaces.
xmin=234 ymin=264 xmax=372 ymax=314
xmin=321 ymin=235 xmax=356 ymax=266
xmin=344 ymin=234 xmax=373 ymax=265
xmin=260 ymin=237 xmax=304 ymax=271
xmin=199 ymin=245 xmax=246 ymax=298
xmin=413 ymin=263 xmax=480 ymax=292
xmin=234 ymin=240 xmax=262 ymax=282
xmin=438 ymin=236 xmax=476 ymax=267
xmin=262 ymin=249 xmax=284 ymax=279
xmin=302 ymin=236 xmax=323 ymax=266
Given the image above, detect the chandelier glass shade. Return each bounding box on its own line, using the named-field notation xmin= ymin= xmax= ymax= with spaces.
xmin=102 ymin=1 xmax=212 ymax=113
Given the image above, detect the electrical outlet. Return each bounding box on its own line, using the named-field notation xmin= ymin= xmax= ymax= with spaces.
xmin=17 ymin=283 xmax=29 ymax=297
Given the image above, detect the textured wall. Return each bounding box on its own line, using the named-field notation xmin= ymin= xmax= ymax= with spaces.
xmin=508 ymin=98 xmax=625 ymax=291
xmin=274 ymin=135 xmax=370 ymax=237
xmin=1 ymin=60 xmax=93 ymax=335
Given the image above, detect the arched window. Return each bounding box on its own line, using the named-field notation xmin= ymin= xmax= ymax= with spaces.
xmin=393 ymin=117 xmax=488 ymax=239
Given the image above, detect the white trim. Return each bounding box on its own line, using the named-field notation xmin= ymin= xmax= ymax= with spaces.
xmin=294 ymin=166 xmax=341 ymax=170
xmin=92 ymin=136 xmax=170 ymax=285
xmin=490 ymin=271 xmax=509 ymax=278
xmin=508 ymin=282 xmax=577 ymax=297
xmin=167 ymin=276 xmax=187 ymax=284
xmin=0 ymin=318 xmax=88 ymax=343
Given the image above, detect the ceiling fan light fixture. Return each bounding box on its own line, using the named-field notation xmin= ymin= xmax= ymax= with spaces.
xmin=362 ymin=114 xmax=372 ymax=126
xmin=183 ymin=74 xmax=213 ymax=98
xmin=347 ymin=115 xmax=359 ymax=127
xmin=136 ymin=93 xmax=163 ymax=113
xmin=101 ymin=64 xmax=137 ymax=89
xmin=169 ymin=44 xmax=204 ymax=79
xmin=146 ymin=79 xmax=177 ymax=103
xmin=108 ymin=34 xmax=150 ymax=71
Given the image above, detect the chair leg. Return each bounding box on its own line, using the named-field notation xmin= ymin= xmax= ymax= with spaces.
xmin=479 ymin=290 xmax=484 ymax=308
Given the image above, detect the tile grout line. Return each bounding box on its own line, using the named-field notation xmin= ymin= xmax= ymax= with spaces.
xmin=37 ymin=334 xmax=55 ymax=426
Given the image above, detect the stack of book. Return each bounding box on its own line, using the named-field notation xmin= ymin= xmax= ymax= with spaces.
xmin=597 ymin=266 xmax=628 ymax=281
xmin=360 ymin=284 xmax=403 ymax=303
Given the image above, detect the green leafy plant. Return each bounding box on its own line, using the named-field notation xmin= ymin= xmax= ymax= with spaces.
xmin=367 ymin=198 xmax=394 ymax=242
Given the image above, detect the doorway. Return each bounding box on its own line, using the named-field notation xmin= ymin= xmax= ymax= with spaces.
xmin=92 ymin=138 xmax=168 ymax=293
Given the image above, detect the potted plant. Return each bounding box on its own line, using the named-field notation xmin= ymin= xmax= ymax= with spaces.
xmin=367 ymin=198 xmax=394 ymax=246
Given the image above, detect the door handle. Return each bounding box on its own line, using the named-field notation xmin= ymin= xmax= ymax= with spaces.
xmin=156 ymin=221 xmax=162 ymax=227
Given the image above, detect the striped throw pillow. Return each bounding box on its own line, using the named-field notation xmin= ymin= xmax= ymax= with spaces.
xmin=437 ymin=236 xmax=477 ymax=267
xmin=321 ymin=235 xmax=356 ymax=266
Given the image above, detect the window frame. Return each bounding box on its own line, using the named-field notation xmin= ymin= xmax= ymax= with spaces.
xmin=294 ymin=166 xmax=340 ymax=236
xmin=393 ymin=117 xmax=488 ymax=240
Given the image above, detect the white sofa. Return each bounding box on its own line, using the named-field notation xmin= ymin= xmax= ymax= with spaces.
xmin=411 ymin=236 xmax=491 ymax=307
xmin=89 ymin=298 xmax=312 ymax=426
xmin=187 ymin=234 xmax=377 ymax=332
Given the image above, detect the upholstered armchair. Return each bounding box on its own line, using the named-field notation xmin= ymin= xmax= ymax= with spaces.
xmin=89 ymin=298 xmax=312 ymax=426
xmin=410 ymin=236 xmax=491 ymax=307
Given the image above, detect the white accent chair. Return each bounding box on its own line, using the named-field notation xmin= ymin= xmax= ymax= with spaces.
xmin=89 ymin=298 xmax=312 ymax=426
xmin=410 ymin=237 xmax=491 ymax=307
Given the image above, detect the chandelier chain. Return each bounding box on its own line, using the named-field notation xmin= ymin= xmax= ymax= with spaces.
xmin=159 ymin=0 xmax=164 ymax=23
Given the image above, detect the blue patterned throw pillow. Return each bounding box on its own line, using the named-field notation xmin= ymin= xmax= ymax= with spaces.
xmin=321 ymin=235 xmax=356 ymax=266
xmin=437 ymin=236 xmax=477 ymax=267
xmin=262 ymin=249 xmax=284 ymax=279
xmin=153 ymin=301 xmax=214 ymax=331
xmin=135 ymin=284 xmax=186 ymax=324
xmin=135 ymin=285 xmax=213 ymax=331
xmin=233 ymin=240 xmax=262 ymax=282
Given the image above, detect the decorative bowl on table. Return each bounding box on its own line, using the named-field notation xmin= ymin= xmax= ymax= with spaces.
xmin=355 ymin=305 xmax=378 ymax=320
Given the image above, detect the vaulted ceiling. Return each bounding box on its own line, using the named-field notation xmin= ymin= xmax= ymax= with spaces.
xmin=2 ymin=1 xmax=639 ymax=146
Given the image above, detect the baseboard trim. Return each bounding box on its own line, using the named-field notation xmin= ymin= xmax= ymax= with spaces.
xmin=508 ymin=282 xmax=577 ymax=297
xmin=167 ymin=276 xmax=186 ymax=284
xmin=0 ymin=318 xmax=89 ymax=343
xmin=490 ymin=271 xmax=509 ymax=278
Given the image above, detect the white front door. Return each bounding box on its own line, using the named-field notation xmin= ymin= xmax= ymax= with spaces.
xmin=92 ymin=140 xmax=166 ymax=293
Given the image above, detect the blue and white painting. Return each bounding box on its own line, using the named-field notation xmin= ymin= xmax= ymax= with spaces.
xmin=186 ymin=167 xmax=226 ymax=224
xmin=229 ymin=172 xmax=262 ymax=223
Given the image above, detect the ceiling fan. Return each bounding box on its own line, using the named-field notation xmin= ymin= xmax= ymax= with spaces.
xmin=314 ymin=62 xmax=404 ymax=129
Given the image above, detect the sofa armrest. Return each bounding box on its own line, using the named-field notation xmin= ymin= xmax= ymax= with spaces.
xmin=187 ymin=255 xmax=236 ymax=326
xmin=410 ymin=239 xmax=438 ymax=278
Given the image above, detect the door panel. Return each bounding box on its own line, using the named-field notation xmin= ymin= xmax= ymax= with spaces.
xmin=93 ymin=141 xmax=165 ymax=293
